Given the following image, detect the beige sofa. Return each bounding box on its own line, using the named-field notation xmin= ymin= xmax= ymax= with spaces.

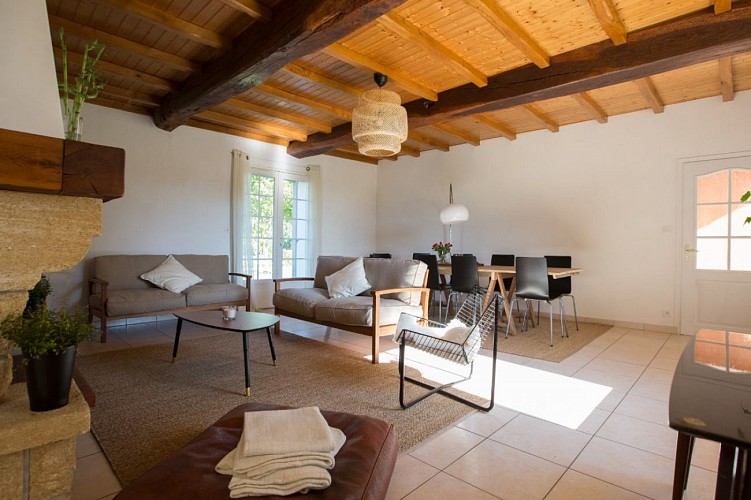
xmin=273 ymin=256 xmax=429 ymax=363
xmin=88 ymin=254 xmax=251 ymax=342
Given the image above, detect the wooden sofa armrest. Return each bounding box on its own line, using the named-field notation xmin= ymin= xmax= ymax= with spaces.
xmin=372 ymin=287 xmax=431 ymax=322
xmin=88 ymin=277 xmax=109 ymax=299
xmin=228 ymin=272 xmax=252 ymax=310
xmin=273 ymin=277 xmax=314 ymax=292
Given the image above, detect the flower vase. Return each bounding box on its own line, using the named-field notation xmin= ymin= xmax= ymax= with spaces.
xmin=438 ymin=253 xmax=449 ymax=264
xmin=64 ymin=112 xmax=83 ymax=141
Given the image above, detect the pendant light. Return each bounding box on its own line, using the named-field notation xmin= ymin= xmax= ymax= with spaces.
xmin=351 ymin=73 xmax=408 ymax=157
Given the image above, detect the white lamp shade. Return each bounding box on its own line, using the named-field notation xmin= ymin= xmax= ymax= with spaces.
xmin=352 ymin=89 xmax=408 ymax=157
xmin=440 ymin=203 xmax=469 ymax=224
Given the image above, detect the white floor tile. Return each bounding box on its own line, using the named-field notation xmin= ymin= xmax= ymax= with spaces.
xmin=546 ymin=469 xmax=648 ymax=499
xmin=409 ymin=426 xmax=484 ymax=470
xmin=596 ymin=413 xmax=678 ymax=459
xmin=403 ymin=472 xmax=498 ymax=500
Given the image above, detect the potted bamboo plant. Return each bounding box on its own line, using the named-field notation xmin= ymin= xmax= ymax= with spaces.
xmin=1 ymin=278 xmax=94 ymax=412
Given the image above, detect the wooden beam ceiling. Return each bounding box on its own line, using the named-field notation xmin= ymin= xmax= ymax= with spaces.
xmin=473 ymin=115 xmax=516 ymax=140
xmin=634 ymin=77 xmax=664 ymax=113
xmin=283 ymin=63 xmax=363 ymax=98
xmin=523 ymin=105 xmax=559 ymax=132
xmin=288 ymin=2 xmax=751 ymax=158
xmin=719 ymin=56 xmax=735 ymax=101
xmin=586 ymin=0 xmax=627 ymax=45
xmin=572 ymin=92 xmax=608 ymax=123
xmin=226 ymin=98 xmax=333 ymax=133
xmin=152 ymin=0 xmax=410 ymax=131
xmin=433 ymin=123 xmax=481 ymax=146
xmin=216 ymin=0 xmax=272 ymax=20
xmin=254 ymin=84 xmax=353 ymax=120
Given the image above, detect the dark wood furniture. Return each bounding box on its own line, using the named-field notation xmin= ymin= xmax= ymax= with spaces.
xmin=669 ymin=328 xmax=751 ymax=499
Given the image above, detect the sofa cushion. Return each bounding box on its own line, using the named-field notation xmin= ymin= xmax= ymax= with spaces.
xmin=273 ymin=288 xmax=330 ymax=318
xmin=140 ymin=255 xmax=203 ymax=293
xmin=363 ymin=258 xmax=427 ymax=306
xmin=93 ymin=255 xmax=170 ymax=291
xmin=172 ymin=254 xmax=231 ymax=285
xmin=324 ymin=258 xmax=371 ymax=298
xmin=314 ymin=296 xmax=423 ymax=327
xmin=91 ymin=289 xmax=187 ymax=316
xmin=183 ymin=284 xmax=248 ymax=307
xmin=313 ymin=256 xmax=356 ymax=289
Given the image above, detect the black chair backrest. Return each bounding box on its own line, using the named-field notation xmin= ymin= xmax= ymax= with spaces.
xmin=369 ymin=253 xmax=391 ymax=258
xmin=544 ymin=255 xmax=572 ymax=296
xmin=412 ymin=253 xmax=441 ymax=290
xmin=491 ymin=254 xmax=515 ymax=291
xmin=515 ymin=257 xmax=551 ymax=301
xmin=450 ymin=255 xmax=479 ymax=293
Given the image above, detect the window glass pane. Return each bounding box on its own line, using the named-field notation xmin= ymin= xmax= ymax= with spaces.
xmin=697 ymin=205 xmax=728 ymax=237
xmin=295 ymin=240 xmax=307 ymax=257
xmin=730 ymin=239 xmax=751 ymax=271
xmin=258 ymin=239 xmax=274 ymax=259
xmin=257 ymin=260 xmax=273 ymax=280
xmin=696 ymin=238 xmax=728 ymax=270
xmin=731 ymin=203 xmax=751 ymax=237
xmin=259 ymin=177 xmax=274 ymax=196
xmin=697 ymin=170 xmax=728 ymax=203
xmin=731 ymin=169 xmax=751 ymax=200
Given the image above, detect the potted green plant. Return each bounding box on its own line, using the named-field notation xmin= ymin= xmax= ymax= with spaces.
xmin=58 ymin=27 xmax=107 ymax=141
xmin=1 ymin=307 xmax=94 ymax=411
xmin=23 ymin=274 xmax=52 ymax=316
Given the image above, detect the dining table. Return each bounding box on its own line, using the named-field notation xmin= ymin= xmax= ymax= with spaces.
xmin=437 ymin=263 xmax=582 ymax=336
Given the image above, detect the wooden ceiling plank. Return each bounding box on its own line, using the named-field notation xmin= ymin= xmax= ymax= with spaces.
xmin=586 ymin=0 xmax=627 ymax=45
xmin=326 ymin=150 xmax=380 ymax=165
xmin=398 ymin=143 xmax=421 ymax=157
xmin=433 ymin=123 xmax=481 ymax=146
xmin=188 ymin=118 xmax=289 ymax=146
xmin=255 ymin=84 xmax=353 ymax=121
xmin=634 ymin=77 xmax=664 ymax=113
xmin=50 ymin=15 xmax=199 ymax=72
xmin=473 ymin=115 xmax=516 ymax=140
xmin=322 ymin=43 xmax=438 ymax=101
xmin=153 ymin=0 xmax=409 ymax=131
xmin=215 ymin=0 xmax=271 ymax=20
xmin=288 ymin=2 xmax=751 ymax=158
xmin=92 ymin=0 xmax=230 ymax=49
xmin=719 ymin=56 xmax=735 ymax=101
xmin=198 ymin=110 xmax=308 ymax=142
xmin=226 ymin=97 xmax=333 ymax=133
xmin=53 ymin=47 xmax=178 ymax=92
xmin=522 ymin=105 xmax=559 ymax=132
xmin=716 ymin=0 xmax=732 ymax=14
xmin=91 ymin=96 xmax=152 ymax=116
xmin=407 ymin=130 xmax=450 ymax=151
xmin=377 ymin=12 xmax=487 ymax=87
xmin=572 ymin=92 xmax=608 ymax=123
xmin=284 ymin=63 xmax=363 ymax=98
xmin=463 ymin=0 xmax=549 ymax=68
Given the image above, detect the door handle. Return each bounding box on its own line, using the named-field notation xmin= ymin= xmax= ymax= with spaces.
xmin=683 ymin=244 xmax=698 ymax=253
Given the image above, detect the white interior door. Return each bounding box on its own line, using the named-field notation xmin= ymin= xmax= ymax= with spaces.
xmin=680 ymin=155 xmax=751 ymax=335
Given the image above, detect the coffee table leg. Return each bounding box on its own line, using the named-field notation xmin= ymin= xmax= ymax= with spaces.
xmin=172 ymin=318 xmax=183 ymax=363
xmin=242 ymin=331 xmax=251 ymax=396
xmin=266 ymin=327 xmax=277 ymax=366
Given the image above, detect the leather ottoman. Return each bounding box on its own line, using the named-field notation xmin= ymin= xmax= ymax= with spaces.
xmin=115 ymin=402 xmax=398 ymax=499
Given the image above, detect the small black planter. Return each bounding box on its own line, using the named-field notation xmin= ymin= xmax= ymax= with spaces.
xmin=24 ymin=345 xmax=77 ymax=412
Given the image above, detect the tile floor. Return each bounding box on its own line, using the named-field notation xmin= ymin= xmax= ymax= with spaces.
xmin=72 ymin=317 xmax=718 ymax=500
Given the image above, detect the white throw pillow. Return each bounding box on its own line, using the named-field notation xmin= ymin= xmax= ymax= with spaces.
xmin=325 ymin=258 xmax=371 ymax=298
xmin=140 ymin=255 xmax=202 ymax=293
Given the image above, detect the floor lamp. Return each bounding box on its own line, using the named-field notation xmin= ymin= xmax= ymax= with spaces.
xmin=439 ymin=184 xmax=469 ymax=247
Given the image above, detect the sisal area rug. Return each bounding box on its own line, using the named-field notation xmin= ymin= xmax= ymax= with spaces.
xmin=76 ymin=331 xmax=477 ymax=486
xmin=491 ymin=318 xmax=612 ymax=363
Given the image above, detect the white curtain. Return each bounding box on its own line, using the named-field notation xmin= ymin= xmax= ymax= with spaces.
xmin=307 ymin=164 xmax=322 ymax=276
xmin=230 ymin=149 xmax=254 ymax=308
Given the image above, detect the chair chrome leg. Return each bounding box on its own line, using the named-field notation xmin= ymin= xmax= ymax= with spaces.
xmin=567 ymin=294 xmax=579 ymax=330
xmin=559 ymin=297 xmax=568 ymax=338
xmin=548 ymin=300 xmax=554 ymax=347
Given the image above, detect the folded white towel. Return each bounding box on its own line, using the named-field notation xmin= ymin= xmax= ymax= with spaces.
xmin=227 ymin=464 xmax=331 ymax=498
xmin=242 ymin=406 xmax=334 ymax=456
xmin=216 ymin=427 xmax=346 ymax=478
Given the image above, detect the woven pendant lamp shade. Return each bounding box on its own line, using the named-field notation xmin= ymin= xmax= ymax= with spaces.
xmin=352 ymin=88 xmax=408 ymax=157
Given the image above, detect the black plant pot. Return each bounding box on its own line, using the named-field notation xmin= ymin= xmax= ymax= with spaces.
xmin=24 ymin=345 xmax=77 ymax=412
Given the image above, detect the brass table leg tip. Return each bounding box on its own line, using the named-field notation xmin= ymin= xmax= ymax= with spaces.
xmin=171 ymin=358 xmax=176 ymax=363
xmin=273 ymin=361 xmax=277 ymax=366
xmin=245 ymin=388 xmax=251 ymax=396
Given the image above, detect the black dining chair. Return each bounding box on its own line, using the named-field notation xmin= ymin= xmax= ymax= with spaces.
xmin=544 ymin=255 xmax=579 ymax=331
xmin=412 ymin=253 xmax=450 ymax=320
xmin=445 ymin=254 xmax=483 ymax=322
xmin=507 ymin=256 xmax=568 ymax=347
xmin=369 ymin=253 xmax=391 ymax=258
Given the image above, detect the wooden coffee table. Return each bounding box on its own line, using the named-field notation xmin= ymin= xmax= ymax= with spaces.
xmin=171 ymin=310 xmax=280 ymax=396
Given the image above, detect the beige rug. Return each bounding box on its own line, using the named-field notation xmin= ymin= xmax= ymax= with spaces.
xmin=76 ymin=331 xmax=477 ymax=486
xmin=491 ymin=318 xmax=612 ymax=362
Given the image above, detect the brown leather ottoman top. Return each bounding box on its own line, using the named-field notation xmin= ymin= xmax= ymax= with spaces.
xmin=114 ymin=402 xmax=398 ymax=500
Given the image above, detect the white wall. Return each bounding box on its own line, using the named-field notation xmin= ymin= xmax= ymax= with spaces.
xmin=52 ymin=105 xmax=377 ymax=308
xmin=376 ymin=91 xmax=751 ymax=329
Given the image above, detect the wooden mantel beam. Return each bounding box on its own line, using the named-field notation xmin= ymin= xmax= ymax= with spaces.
xmin=288 ymin=1 xmax=751 ymax=158
xmin=153 ymin=0 xmax=408 ymax=131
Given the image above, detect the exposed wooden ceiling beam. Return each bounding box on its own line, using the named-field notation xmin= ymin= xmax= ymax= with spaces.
xmin=288 ymin=2 xmax=751 ymax=158
xmin=377 ymin=12 xmax=487 ymax=87
xmin=716 ymin=0 xmax=732 ymax=14
xmin=226 ymin=97 xmax=333 ymax=133
xmin=254 ymin=84 xmax=353 ymax=121
xmin=433 ymin=123 xmax=481 ymax=146
xmin=463 ymin=0 xmax=549 ymax=68
xmin=326 ymin=150 xmax=380 ymax=165
xmin=284 ymin=63 xmax=363 ymax=98
xmin=215 ymin=0 xmax=271 ymax=20
xmin=398 ymin=144 xmax=421 ymax=157
xmin=587 ymin=0 xmax=627 ymax=45
xmin=50 ymin=15 xmax=199 ymax=72
xmin=407 ymin=130 xmax=450 ymax=151
xmin=634 ymin=77 xmax=664 ymax=113
xmin=572 ymin=92 xmax=608 ymax=123
xmin=197 ymin=110 xmax=308 ymax=142
xmin=53 ymin=47 xmax=178 ymax=92
xmin=523 ymin=105 xmax=559 ymax=132
xmin=153 ymin=0 xmax=408 ymax=131
xmin=719 ymin=56 xmax=735 ymax=101
xmin=87 ymin=82 xmax=160 ymax=108
xmin=188 ymin=118 xmax=289 ymax=146
xmin=322 ymin=43 xmax=437 ymax=100
xmin=473 ymin=115 xmax=516 ymax=140
xmin=91 ymin=0 xmax=231 ymax=49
